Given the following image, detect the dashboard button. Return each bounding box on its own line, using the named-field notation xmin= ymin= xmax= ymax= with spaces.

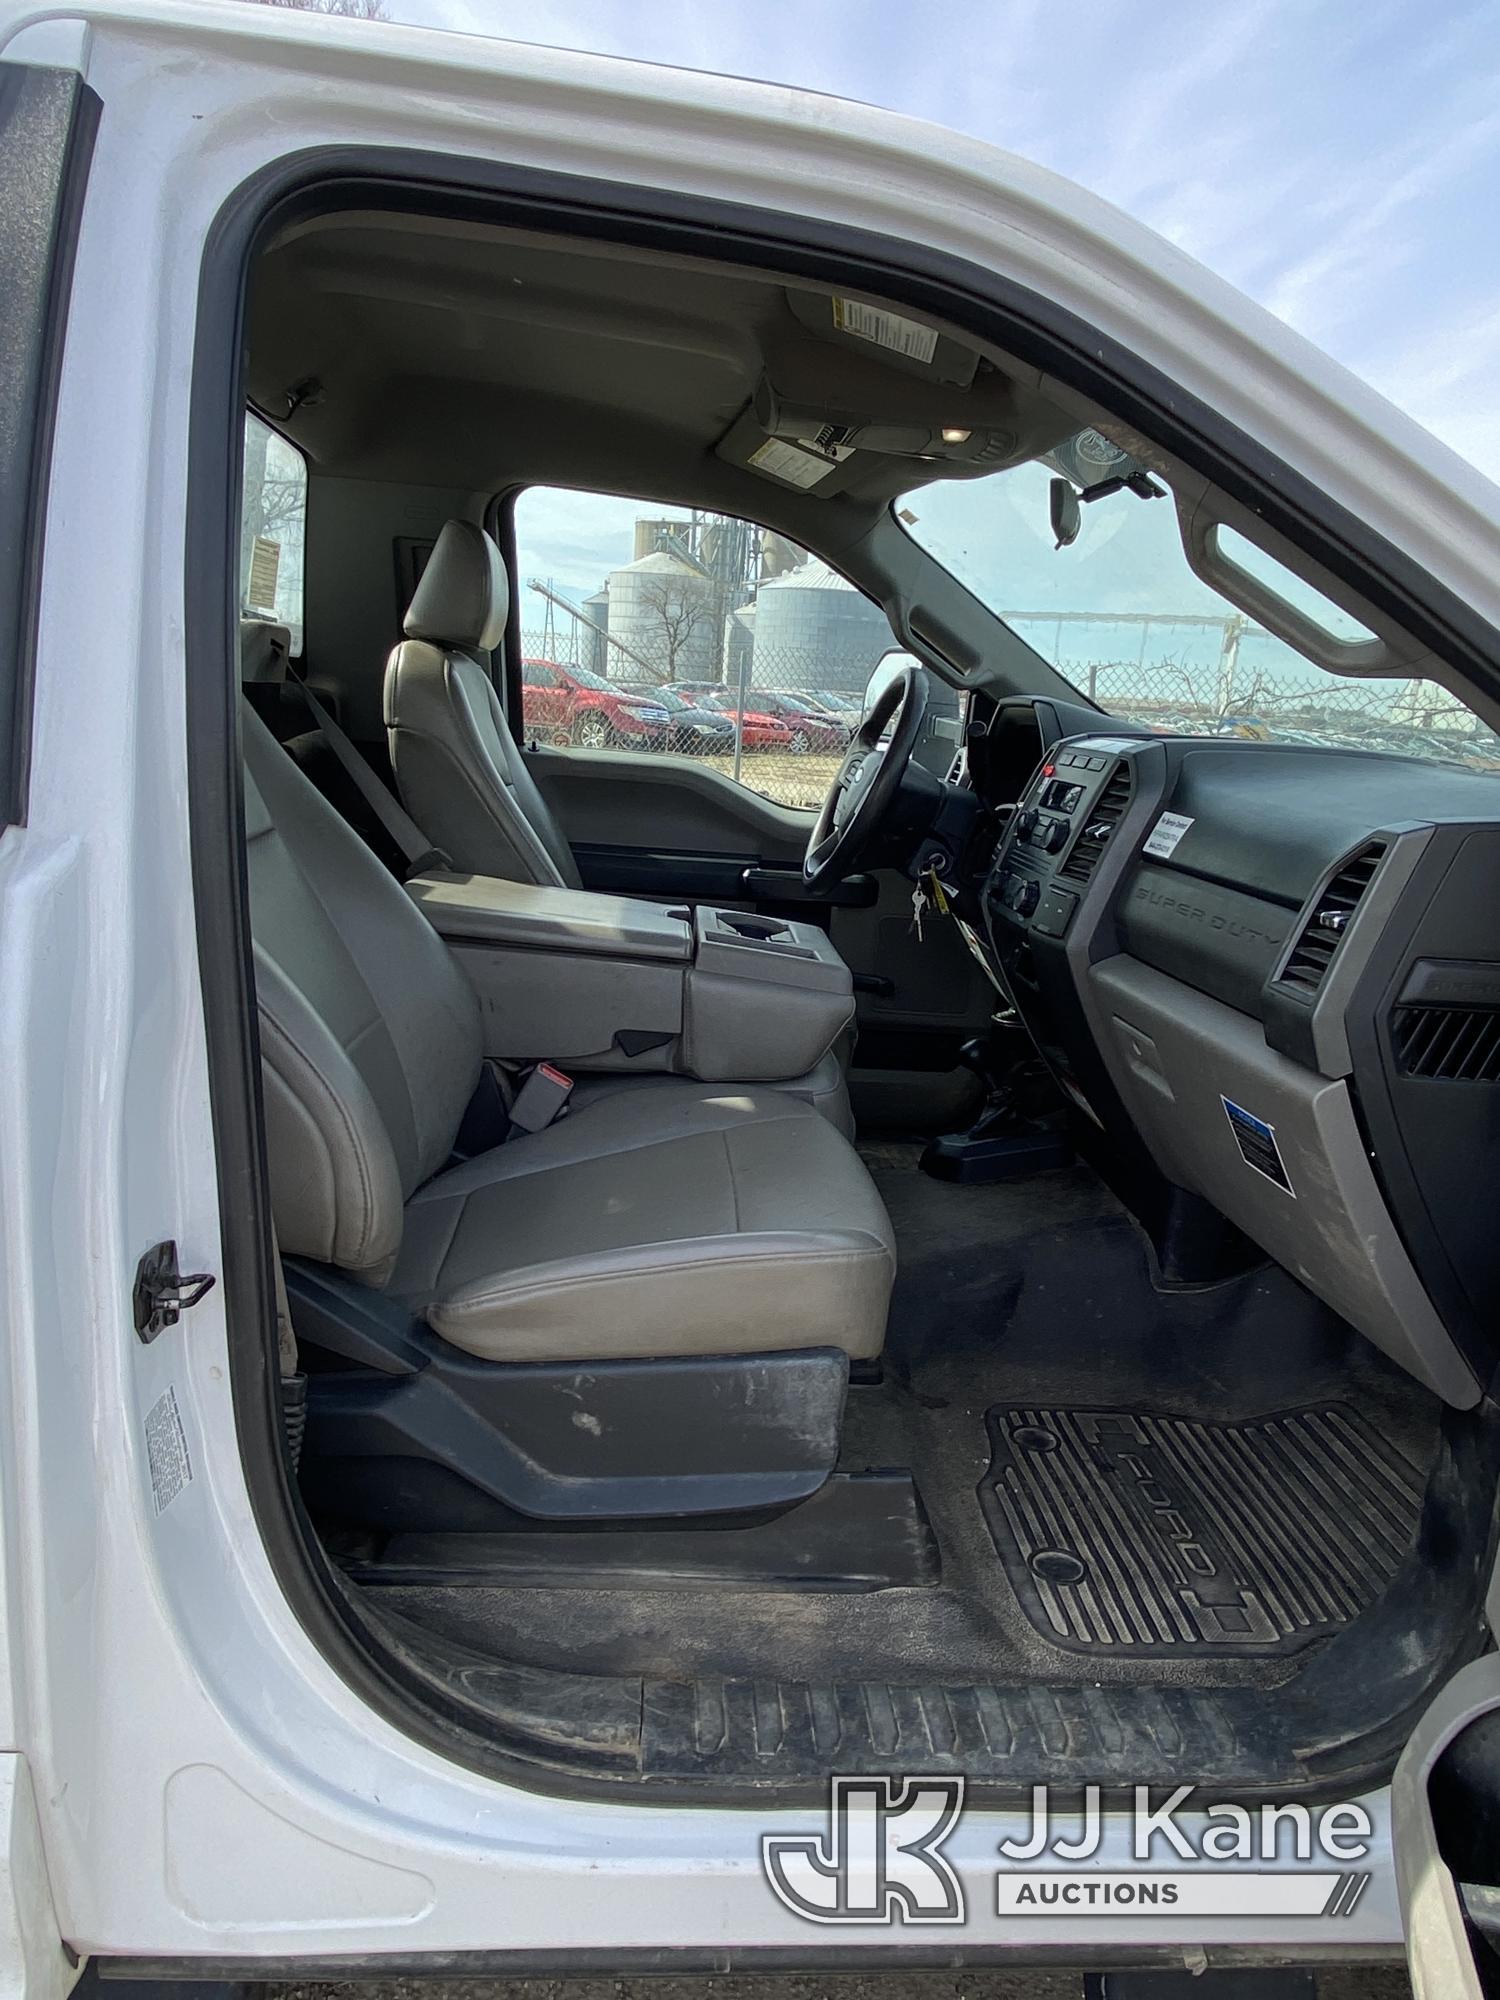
xmin=1014 ymin=807 xmax=1039 ymax=841
xmin=1013 ymin=877 xmax=1040 ymax=917
xmin=1031 ymin=885 xmax=1079 ymax=937
xmin=1038 ymin=818 xmax=1069 ymax=852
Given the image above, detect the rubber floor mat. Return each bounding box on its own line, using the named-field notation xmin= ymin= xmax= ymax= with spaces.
xmin=980 ymin=1404 xmax=1424 ymax=1657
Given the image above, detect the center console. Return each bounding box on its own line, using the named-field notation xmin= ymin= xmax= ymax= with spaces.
xmin=987 ymin=739 xmax=1146 ymax=948
xmin=405 ymin=870 xmax=854 ymax=1088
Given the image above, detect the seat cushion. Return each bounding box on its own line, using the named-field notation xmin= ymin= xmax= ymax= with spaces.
xmin=567 ymin=1049 xmax=854 ymax=1137
xmin=387 ymin=1081 xmax=895 ymax=1364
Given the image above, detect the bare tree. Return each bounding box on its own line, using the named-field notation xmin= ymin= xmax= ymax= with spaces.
xmin=1224 ymin=665 xmax=1278 ymax=722
xmin=249 ymin=0 xmax=389 ymax=17
xmin=639 ymin=575 xmax=711 ymax=681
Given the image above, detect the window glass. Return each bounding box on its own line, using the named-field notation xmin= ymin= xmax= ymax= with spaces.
xmin=512 ymin=487 xmax=893 ymax=807
xmin=240 ymin=414 xmax=308 ymax=652
xmin=1212 ymin=525 xmax=1375 ymax=643
xmin=896 ymin=441 xmax=1497 ymax=768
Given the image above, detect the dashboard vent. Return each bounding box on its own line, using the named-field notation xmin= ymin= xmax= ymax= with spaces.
xmin=1277 ymin=842 xmax=1386 ymax=995
xmin=1060 ymin=763 xmax=1131 ymax=883
xmin=1392 ymin=1005 xmax=1500 ymax=1081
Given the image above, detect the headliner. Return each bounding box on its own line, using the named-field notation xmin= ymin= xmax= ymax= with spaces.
xmin=247 ymin=209 xmax=1078 ymax=532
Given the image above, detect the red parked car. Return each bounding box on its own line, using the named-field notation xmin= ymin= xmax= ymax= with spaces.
xmin=522 ymin=660 xmax=673 ymax=748
xmin=671 ymin=685 xmax=794 ymax=750
xmin=742 ymin=691 xmax=852 ymax=752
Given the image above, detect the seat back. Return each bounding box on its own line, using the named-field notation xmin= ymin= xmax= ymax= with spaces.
xmin=243 ymin=696 xmax=483 ymax=1283
xmin=384 ymin=520 xmax=581 ymax=888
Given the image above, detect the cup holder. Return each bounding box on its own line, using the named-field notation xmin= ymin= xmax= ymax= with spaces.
xmin=717 ymin=912 xmax=791 ymax=942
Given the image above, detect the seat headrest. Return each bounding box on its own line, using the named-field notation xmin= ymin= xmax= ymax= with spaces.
xmin=240 ymin=618 xmax=291 ymax=685
xmin=404 ymin=519 xmax=508 ymax=653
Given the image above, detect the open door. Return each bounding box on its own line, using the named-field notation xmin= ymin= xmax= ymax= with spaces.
xmin=1395 ymin=1580 xmax=1500 ymax=1997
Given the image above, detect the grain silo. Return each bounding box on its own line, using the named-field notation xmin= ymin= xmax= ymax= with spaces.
xmin=751 ymin=557 xmax=892 ymax=697
xmin=605 ymin=549 xmax=718 ymax=681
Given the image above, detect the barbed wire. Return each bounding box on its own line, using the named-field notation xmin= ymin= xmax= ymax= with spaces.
xmin=518 ymin=625 xmax=1500 ymax=809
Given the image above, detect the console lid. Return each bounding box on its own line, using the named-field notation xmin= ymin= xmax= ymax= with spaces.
xmin=406 ymin=871 xmax=693 ymax=962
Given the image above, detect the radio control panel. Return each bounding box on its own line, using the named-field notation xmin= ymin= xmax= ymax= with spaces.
xmin=986 ymin=739 xmax=1134 ymax=939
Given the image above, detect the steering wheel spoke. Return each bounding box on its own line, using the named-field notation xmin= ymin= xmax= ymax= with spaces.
xmin=803 ymin=664 xmax=928 ymax=890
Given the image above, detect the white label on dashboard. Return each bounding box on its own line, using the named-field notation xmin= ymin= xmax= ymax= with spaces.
xmin=1144 ymin=810 xmax=1194 ymax=859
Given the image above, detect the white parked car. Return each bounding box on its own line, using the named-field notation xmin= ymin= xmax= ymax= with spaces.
xmin=2 ymin=2 xmax=1499 ymax=1993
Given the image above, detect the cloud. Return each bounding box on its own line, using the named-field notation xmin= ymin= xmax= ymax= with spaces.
xmin=383 ymin=0 xmax=1500 ymax=476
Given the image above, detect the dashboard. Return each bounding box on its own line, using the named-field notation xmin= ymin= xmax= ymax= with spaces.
xmin=962 ymin=710 xmax=1500 ymax=1409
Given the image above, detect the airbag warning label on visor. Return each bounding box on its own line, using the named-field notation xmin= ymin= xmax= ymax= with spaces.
xmin=1222 ymin=1097 xmax=1294 ymax=1195
xmin=748 ymin=437 xmax=839 ymax=489
xmin=831 ymin=297 xmax=940 ymax=364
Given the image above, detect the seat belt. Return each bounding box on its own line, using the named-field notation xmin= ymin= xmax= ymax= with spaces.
xmin=284 ymin=669 xmax=450 ymax=877
xmin=269 ymin=1219 xmax=308 ymax=1470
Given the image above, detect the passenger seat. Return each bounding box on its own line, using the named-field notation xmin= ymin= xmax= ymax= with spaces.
xmin=244 ymin=693 xmax=895 ymax=1367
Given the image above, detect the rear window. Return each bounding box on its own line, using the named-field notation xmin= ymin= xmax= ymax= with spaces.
xmin=240 ymin=414 xmax=308 ymax=652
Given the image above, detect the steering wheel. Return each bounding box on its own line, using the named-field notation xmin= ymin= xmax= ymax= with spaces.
xmin=804 ymin=661 xmax=928 ymax=890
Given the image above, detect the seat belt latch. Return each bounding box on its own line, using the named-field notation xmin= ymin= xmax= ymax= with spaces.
xmin=509 ymin=1062 xmax=574 ymax=1134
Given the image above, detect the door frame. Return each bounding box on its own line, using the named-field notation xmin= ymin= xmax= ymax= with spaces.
xmin=187 ymin=143 xmax=1500 ymax=1810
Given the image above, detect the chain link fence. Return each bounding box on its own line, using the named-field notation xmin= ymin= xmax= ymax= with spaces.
xmin=518 ymin=632 xmax=864 ymax=808
xmin=519 ymin=613 xmax=1500 ymax=812
xmin=1009 ymin=612 xmax=1500 ymax=769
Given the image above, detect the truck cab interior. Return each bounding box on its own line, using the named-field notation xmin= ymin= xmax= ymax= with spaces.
xmin=218 ymin=189 xmax=1500 ymax=1807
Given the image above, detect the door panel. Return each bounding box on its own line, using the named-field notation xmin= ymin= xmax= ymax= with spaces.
xmin=525 ymin=743 xmax=808 ymax=860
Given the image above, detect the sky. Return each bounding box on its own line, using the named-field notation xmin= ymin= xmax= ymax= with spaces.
xmin=385 ymin=0 xmax=1500 ymax=484
xmin=350 ymin=0 xmax=1496 ymax=729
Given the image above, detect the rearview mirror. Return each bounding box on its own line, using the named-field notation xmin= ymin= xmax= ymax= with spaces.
xmin=1050 ymin=476 xmax=1081 ymax=549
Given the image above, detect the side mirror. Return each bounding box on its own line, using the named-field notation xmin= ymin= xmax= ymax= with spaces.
xmin=1050 ymin=476 xmax=1081 ymax=549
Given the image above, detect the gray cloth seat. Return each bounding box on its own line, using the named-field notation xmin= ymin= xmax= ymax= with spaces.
xmin=243 ymin=695 xmax=895 ymax=1365
xmin=384 ymin=519 xmax=582 ymax=887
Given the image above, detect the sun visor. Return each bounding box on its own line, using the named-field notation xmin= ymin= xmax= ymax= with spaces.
xmin=784 ymin=288 xmax=981 ymax=388
xmin=714 ymin=406 xmax=865 ymax=495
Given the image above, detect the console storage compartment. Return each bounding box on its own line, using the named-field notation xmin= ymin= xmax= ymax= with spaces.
xmin=684 ymin=905 xmax=854 ymax=1080
xmin=406 ymin=871 xmax=853 ymax=1081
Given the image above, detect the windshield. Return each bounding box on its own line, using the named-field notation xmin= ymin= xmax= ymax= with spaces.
xmin=559 ymin=663 xmax=613 ymax=691
xmin=897 ymin=444 xmax=1499 ymax=771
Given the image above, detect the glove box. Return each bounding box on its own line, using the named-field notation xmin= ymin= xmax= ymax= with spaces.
xmin=405 ymin=872 xmax=854 ymax=1081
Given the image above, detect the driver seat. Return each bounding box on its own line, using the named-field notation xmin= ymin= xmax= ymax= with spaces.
xmin=384 ymin=519 xmax=582 ymax=887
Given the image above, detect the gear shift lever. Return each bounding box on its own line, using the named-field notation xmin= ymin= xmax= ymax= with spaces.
xmin=920 ymin=1026 xmax=1073 ymax=1184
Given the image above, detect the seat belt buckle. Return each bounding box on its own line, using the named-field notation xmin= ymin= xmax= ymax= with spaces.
xmin=508 ymin=1062 xmax=574 ymax=1134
